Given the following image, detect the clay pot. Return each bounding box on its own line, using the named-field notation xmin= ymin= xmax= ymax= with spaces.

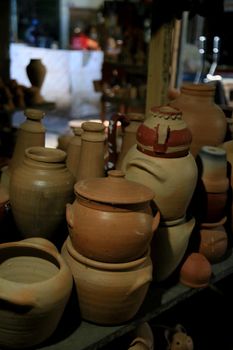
xmin=179 ymin=252 xmax=212 ymax=288
xmin=151 ymin=216 xmax=196 ymax=282
xmin=121 ymin=145 xmax=198 ymax=222
xmin=10 ymin=108 xmax=46 ymax=173
xmin=199 ymin=217 xmax=228 ymax=263
xmin=197 ymin=146 xmax=228 ymax=193
xmin=136 ymin=105 xmax=192 ymax=158
xmin=0 ymin=238 xmax=73 ymax=349
xmin=10 ymin=146 xmax=75 ymax=240
xmin=26 ymin=59 xmax=46 ymax=90
xmin=169 ymin=83 xmax=227 ymax=157
xmin=61 ymin=236 xmax=152 ymax=325
xmin=77 ymin=121 xmax=105 ymax=181
xmin=66 ymin=126 xmax=83 ymax=179
xmin=66 ymin=170 xmax=160 ymax=263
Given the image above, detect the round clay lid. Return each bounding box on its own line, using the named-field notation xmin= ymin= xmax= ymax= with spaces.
xmin=74 ymin=170 xmax=154 ymax=204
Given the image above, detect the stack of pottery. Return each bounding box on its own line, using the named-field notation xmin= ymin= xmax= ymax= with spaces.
xmin=121 ymin=105 xmax=198 ymax=282
xmin=9 ymin=146 xmax=75 ymax=241
xmin=62 ymin=169 xmax=160 ymax=325
xmin=169 ymin=83 xmax=227 ymax=158
xmin=0 ymin=237 xmax=73 ymax=349
xmin=193 ymin=146 xmax=229 ymax=263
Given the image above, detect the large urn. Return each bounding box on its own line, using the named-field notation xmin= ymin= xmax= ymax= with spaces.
xmin=169 ymin=83 xmax=227 ymax=157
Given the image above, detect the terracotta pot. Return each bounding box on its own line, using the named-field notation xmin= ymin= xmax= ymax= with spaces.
xmin=10 ymin=146 xmax=75 ymax=240
xmin=121 ymin=145 xmax=197 ymax=222
xmin=136 ymin=105 xmax=192 ymax=158
xmin=199 ymin=217 xmax=228 ymax=263
xmin=67 ymin=170 xmax=160 ymax=263
xmin=179 ymin=252 xmax=212 ymax=288
xmin=169 ymin=83 xmax=227 ymax=157
xmin=150 ymin=216 xmax=196 ymax=282
xmin=77 ymin=121 xmax=105 ymax=181
xmin=61 ymin=237 xmax=152 ymax=325
xmin=0 ymin=238 xmax=73 ymax=349
xmin=9 ymin=108 xmax=46 ymax=173
xmin=26 ymin=59 xmax=46 ymax=90
xmin=66 ymin=126 xmax=83 ymax=179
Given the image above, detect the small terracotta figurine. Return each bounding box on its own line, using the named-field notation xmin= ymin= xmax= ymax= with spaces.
xmin=165 ymin=324 xmax=194 ymax=350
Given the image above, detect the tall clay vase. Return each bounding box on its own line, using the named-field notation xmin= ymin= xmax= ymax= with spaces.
xmin=9 ymin=147 xmax=75 ymax=240
xmin=76 ymin=121 xmax=105 ymax=181
xmin=0 ymin=237 xmax=73 ymax=349
xmin=62 ymin=236 xmax=152 ymax=325
xmin=66 ymin=126 xmax=83 ymax=179
xmin=26 ymin=58 xmax=46 ymax=90
xmin=116 ymin=113 xmax=145 ymax=169
xmin=169 ymin=83 xmax=227 ymax=157
xmin=191 ymin=146 xmax=229 ymax=223
xmin=10 ymin=108 xmax=46 ymax=173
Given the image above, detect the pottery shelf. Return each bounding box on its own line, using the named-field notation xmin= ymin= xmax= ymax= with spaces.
xmin=36 ymin=248 xmax=233 ymax=350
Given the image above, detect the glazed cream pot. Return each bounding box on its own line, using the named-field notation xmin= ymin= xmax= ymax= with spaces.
xmin=66 ymin=170 xmax=160 ymax=263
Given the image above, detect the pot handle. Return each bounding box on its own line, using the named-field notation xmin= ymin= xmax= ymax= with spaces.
xmin=66 ymin=203 xmax=74 ymax=229
xmin=127 ymin=265 xmax=152 ymax=296
xmin=0 ymin=282 xmax=36 ymax=310
xmin=152 ymin=211 xmax=160 ymax=233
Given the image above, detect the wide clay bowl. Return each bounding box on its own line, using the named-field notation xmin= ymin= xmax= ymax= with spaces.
xmin=61 ymin=236 xmax=152 ymax=325
xmin=0 ymin=238 xmax=73 ymax=349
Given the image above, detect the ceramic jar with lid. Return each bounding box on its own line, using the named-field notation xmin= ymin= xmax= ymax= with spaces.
xmin=66 ymin=169 xmax=160 ymax=263
xmin=169 ymin=83 xmax=227 ymax=157
xmin=0 ymin=237 xmax=73 ymax=349
xmin=10 ymin=146 xmax=75 ymax=240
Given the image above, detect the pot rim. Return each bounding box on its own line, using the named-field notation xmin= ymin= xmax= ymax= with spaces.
xmin=25 ymin=146 xmax=66 ymax=163
xmin=65 ymin=236 xmax=149 ymax=271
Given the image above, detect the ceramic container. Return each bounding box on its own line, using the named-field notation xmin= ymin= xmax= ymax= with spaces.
xmin=199 ymin=217 xmax=228 ymax=263
xmin=26 ymin=58 xmax=46 ymax=89
xmin=66 ymin=126 xmax=83 ymax=179
xmin=0 ymin=238 xmax=73 ymax=349
xmin=150 ymin=216 xmax=196 ymax=282
xmin=136 ymin=105 xmax=192 ymax=158
xmin=128 ymin=322 xmax=154 ymax=350
xmin=169 ymin=83 xmax=227 ymax=157
xmin=10 ymin=146 xmax=75 ymax=239
xmin=179 ymin=252 xmax=212 ymax=288
xmin=9 ymin=108 xmax=46 ymax=173
xmin=77 ymin=121 xmax=105 ymax=181
xmin=62 ymin=236 xmax=152 ymax=325
xmin=66 ymin=169 xmax=160 ymax=263
xmin=121 ymin=145 xmax=197 ymax=222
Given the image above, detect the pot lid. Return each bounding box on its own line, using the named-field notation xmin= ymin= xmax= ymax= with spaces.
xmin=74 ymin=170 xmax=154 ymax=204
